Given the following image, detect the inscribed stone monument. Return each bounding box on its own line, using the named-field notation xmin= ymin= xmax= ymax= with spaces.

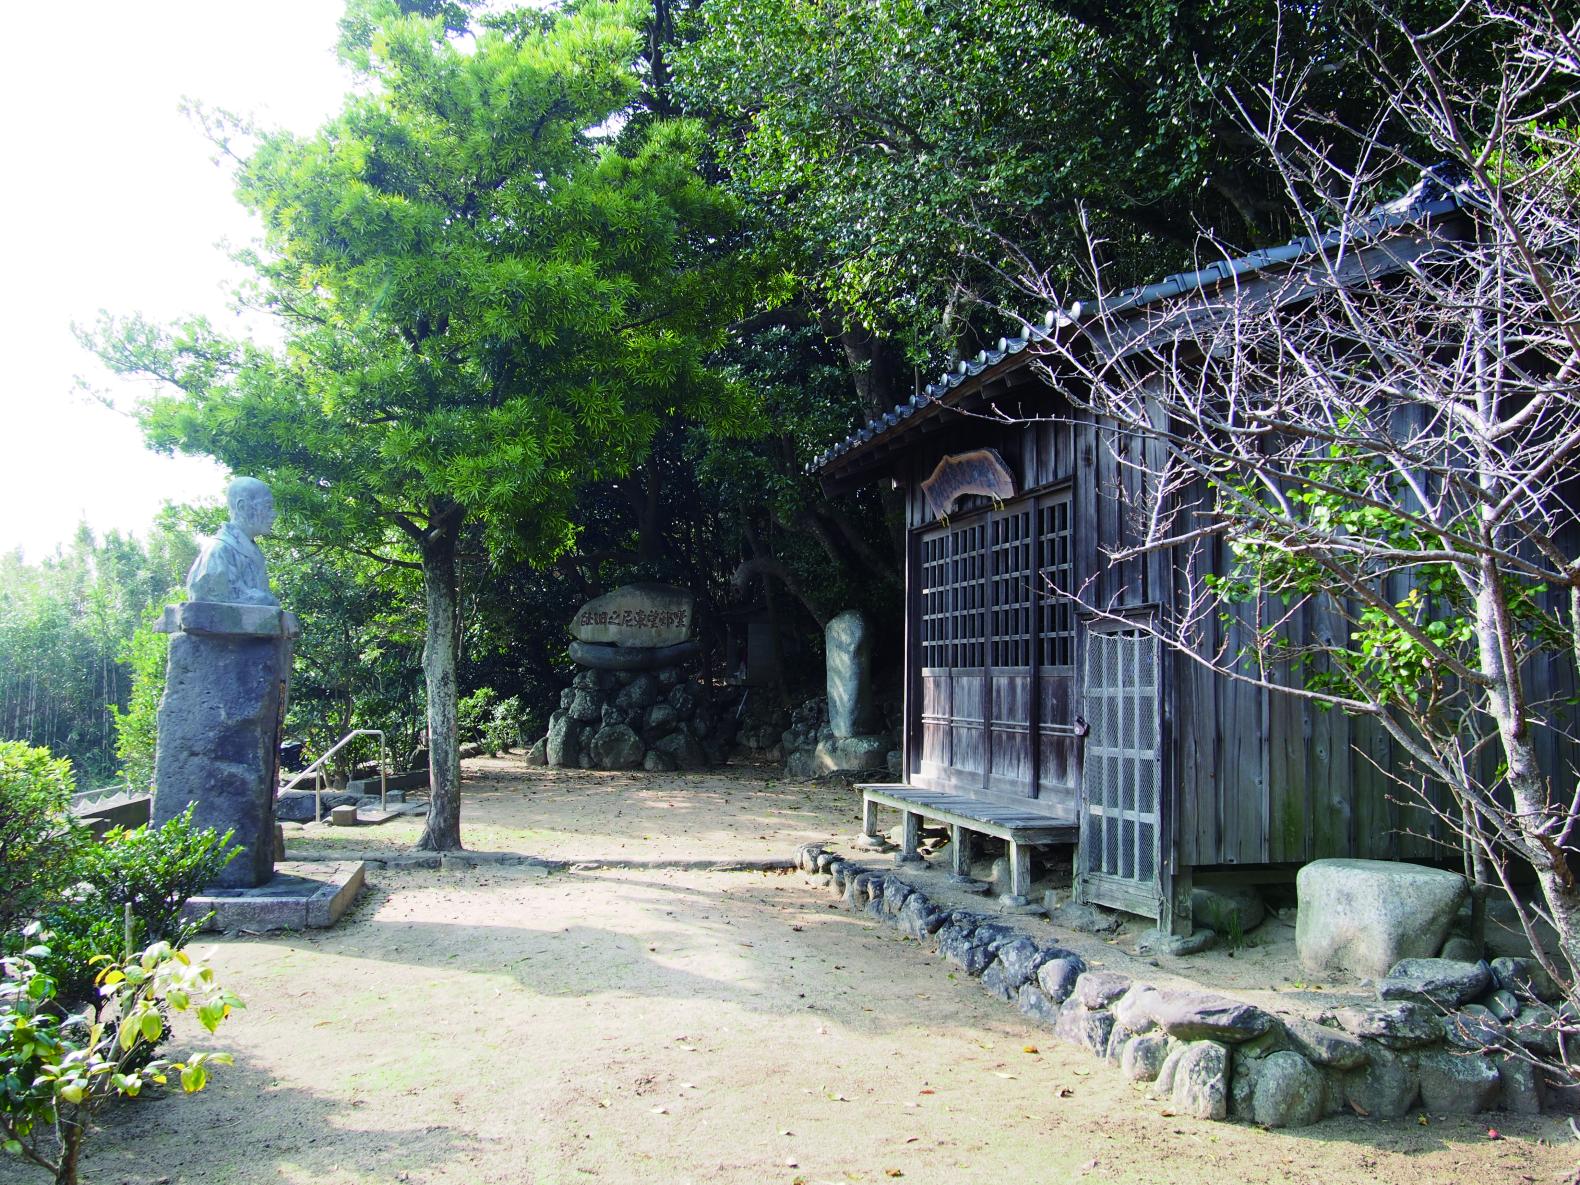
xmin=151 ymin=478 xmax=298 ymax=889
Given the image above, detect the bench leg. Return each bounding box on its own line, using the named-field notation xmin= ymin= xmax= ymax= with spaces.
xmin=1001 ymin=839 xmax=1032 ymax=907
xmin=950 ymin=824 xmax=974 ymax=881
xmin=898 ymin=810 xmax=923 ymax=863
xmin=853 ymin=796 xmax=889 ymax=850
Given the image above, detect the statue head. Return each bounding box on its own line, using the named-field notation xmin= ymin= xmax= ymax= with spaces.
xmin=227 ymin=477 xmax=276 ymax=540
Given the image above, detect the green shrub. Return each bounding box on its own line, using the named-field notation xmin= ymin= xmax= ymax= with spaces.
xmin=0 ymin=744 xmax=87 ymax=938
xmin=483 ymin=694 xmax=527 ymax=754
xmin=37 ymin=808 xmax=234 ymax=1008
xmin=457 ymin=686 xmax=497 ymax=746
xmin=0 ymin=928 xmax=240 ymax=1185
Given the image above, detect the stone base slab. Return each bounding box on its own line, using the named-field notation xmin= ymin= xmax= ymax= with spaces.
xmin=183 ymin=861 xmax=365 ymax=932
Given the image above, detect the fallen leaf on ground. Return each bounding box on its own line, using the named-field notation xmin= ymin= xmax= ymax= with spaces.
xmin=1023 ymin=1045 xmax=1039 ymax=1054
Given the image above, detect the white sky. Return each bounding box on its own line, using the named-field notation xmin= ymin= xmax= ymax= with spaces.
xmin=0 ymin=2 xmax=354 ymax=560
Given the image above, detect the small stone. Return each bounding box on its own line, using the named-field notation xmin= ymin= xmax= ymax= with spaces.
xmin=1190 ymin=884 xmax=1266 ymax=936
xmin=1282 ymin=1018 xmax=1370 ymax=1070
xmin=897 ymin=894 xmax=945 ymax=942
xmin=1490 ymin=956 xmax=1563 ymax=1003
xmin=1417 ymin=1049 xmax=1501 ymax=1114
xmin=1148 ymin=990 xmax=1275 ymax=1043
xmin=523 ymin=737 xmax=548 ymax=766
xmin=1120 ymin=1033 xmax=1170 ymax=1083
xmin=1439 ymin=936 xmax=1481 ymax=962
xmin=1047 ymin=902 xmax=1122 ymax=934
xmin=993 ymin=938 xmax=1048 ymax=990
xmin=1037 ymin=956 xmax=1085 ymax=1003
xmin=1170 ymin=1041 xmax=1230 ymax=1120
xmin=1485 ymin=989 xmax=1520 ymax=1022
xmin=1072 ymin=970 xmax=1132 ymax=1010
xmin=939 ymin=928 xmax=995 ymax=977
xmin=1335 ymin=1001 xmax=1445 ymax=1049
xmin=642 ymin=749 xmax=676 ymax=772
xmin=1343 ymin=1046 xmax=1419 ymax=1119
xmin=1495 ymin=1054 xmax=1544 ymax=1115
xmin=1053 ymin=1003 xmax=1114 ymax=1056
xmin=1111 ymin=985 xmax=1162 ymax=1034
xmin=1377 ymin=958 xmax=1492 ymax=1009
xmin=881 ymin=877 xmax=913 ymax=916
xmin=1016 ymin=984 xmax=1062 ymax=1026
xmin=1251 ymin=1051 xmax=1326 ymax=1128
xmin=588 ymin=723 xmax=645 ymax=770
xmin=1512 ymin=1004 xmax=1563 ymax=1058
xmin=1444 ymin=1005 xmax=1504 ymax=1051
xmin=981 ymin=960 xmax=1018 ymax=1002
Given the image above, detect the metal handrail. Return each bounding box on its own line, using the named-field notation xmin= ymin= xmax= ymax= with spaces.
xmin=279 ymin=729 xmax=388 ymax=823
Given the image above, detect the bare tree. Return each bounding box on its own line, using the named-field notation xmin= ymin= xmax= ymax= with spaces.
xmin=1001 ymin=2 xmax=1580 ymax=1013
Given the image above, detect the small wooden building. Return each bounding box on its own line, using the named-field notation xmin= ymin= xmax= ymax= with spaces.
xmin=812 ymin=185 xmax=1503 ymax=933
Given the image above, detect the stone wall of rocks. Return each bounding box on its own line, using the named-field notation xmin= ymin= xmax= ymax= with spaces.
xmin=781 ymin=696 xmax=901 ymax=779
xmin=526 ymin=664 xmax=738 ymax=771
xmin=795 ymin=844 xmax=1574 ymax=1127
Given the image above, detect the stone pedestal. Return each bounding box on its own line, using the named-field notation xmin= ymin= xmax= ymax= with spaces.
xmin=152 ymin=602 xmax=299 ymax=889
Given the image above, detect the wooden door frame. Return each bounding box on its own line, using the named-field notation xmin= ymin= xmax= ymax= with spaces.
xmin=1073 ymin=607 xmax=1182 ymax=930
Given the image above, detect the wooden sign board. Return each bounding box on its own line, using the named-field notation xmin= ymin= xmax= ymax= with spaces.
xmin=921 ymin=449 xmax=1016 ymax=519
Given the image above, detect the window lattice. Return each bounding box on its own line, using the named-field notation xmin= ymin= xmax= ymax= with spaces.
xmin=990 ymin=510 xmax=1033 ymax=667
xmin=921 ymin=533 xmax=950 ymax=668
xmin=950 ymin=523 xmax=987 ymax=667
xmin=1038 ymin=497 xmax=1075 ymax=667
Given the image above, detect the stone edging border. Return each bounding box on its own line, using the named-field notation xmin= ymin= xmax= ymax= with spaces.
xmin=796 ymin=844 xmax=1569 ymax=1127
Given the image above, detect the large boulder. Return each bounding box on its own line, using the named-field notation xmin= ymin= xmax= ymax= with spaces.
xmin=1160 ymin=1042 xmax=1230 ymax=1120
xmin=651 ymin=730 xmax=707 ymax=769
xmin=1417 ymin=1049 xmax=1501 ymax=1114
xmin=813 ymin=735 xmax=890 ymax=774
xmin=1249 ymin=1051 xmax=1326 ymax=1128
xmin=1335 ymin=1001 xmax=1444 ymax=1049
xmin=613 ymin=673 xmax=660 ymax=712
xmin=1296 ymin=858 xmax=1468 ymax=979
xmin=1343 ymin=1046 xmax=1419 ymax=1118
xmin=588 ymin=723 xmax=645 ymax=770
xmin=545 ymin=712 xmax=581 ymax=767
xmin=1282 ymin=1018 xmax=1370 ymax=1070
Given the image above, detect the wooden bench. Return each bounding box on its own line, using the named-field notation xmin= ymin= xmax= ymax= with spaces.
xmin=855 ymin=783 xmax=1078 ymax=904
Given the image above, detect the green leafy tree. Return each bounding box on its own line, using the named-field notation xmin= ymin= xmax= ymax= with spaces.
xmin=90 ymin=1 xmax=759 ymax=849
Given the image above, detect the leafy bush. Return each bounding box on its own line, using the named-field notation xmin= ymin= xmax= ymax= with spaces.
xmin=0 ymin=744 xmax=87 ymax=939
xmin=483 ymin=695 xmax=527 ymax=754
xmin=38 ymin=809 xmax=234 ymax=1008
xmin=457 ymin=686 xmax=498 ymax=747
xmin=0 ymin=928 xmax=240 ymax=1185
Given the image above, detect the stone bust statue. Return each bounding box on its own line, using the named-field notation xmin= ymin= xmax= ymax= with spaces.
xmin=186 ymin=477 xmax=279 ymax=606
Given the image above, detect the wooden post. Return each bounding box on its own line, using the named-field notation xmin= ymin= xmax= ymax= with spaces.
xmin=899 ymin=810 xmax=923 ymax=862
xmin=1003 ymin=840 xmax=1032 ymax=905
xmin=854 ymin=794 xmax=888 ymax=850
xmin=950 ymin=824 xmax=973 ymax=880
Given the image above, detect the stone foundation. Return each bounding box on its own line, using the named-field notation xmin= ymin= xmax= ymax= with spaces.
xmin=528 ymin=664 xmax=739 ymax=771
xmin=794 ymin=843 xmax=1576 ymax=1127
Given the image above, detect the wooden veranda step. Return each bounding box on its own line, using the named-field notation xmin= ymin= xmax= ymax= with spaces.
xmin=854 ymin=782 xmax=1078 ymax=905
xmin=855 ymin=783 xmax=1078 ymax=843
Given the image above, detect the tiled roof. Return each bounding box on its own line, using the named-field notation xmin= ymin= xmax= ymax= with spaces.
xmin=809 ymin=170 xmax=1474 ymax=477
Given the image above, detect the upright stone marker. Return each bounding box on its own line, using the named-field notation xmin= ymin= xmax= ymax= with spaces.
xmin=826 ymin=610 xmax=876 ymax=738
xmin=152 ymin=478 xmax=298 ymax=889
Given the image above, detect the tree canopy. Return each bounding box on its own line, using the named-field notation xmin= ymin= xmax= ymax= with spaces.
xmin=91 ymin=0 xmax=762 ymax=848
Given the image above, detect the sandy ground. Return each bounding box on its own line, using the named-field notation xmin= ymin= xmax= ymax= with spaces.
xmin=13 ymin=757 xmax=1579 ymax=1185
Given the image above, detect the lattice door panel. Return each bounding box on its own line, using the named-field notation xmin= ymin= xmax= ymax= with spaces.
xmin=1078 ymin=629 xmax=1163 ymax=918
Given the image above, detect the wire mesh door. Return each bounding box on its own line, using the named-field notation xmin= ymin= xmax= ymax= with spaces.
xmin=1077 ymin=628 xmax=1163 ymax=918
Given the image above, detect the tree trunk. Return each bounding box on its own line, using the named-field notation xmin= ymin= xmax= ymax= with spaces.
xmin=53 ymin=1111 xmax=82 ymax=1185
xmin=416 ymin=522 xmax=463 ymax=851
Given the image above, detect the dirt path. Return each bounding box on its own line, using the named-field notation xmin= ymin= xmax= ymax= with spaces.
xmin=18 ymin=759 xmax=1578 ymax=1185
